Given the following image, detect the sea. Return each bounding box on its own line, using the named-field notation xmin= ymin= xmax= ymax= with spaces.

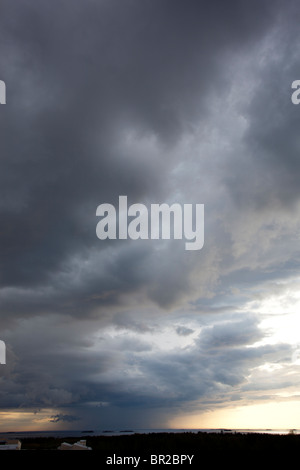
xmin=0 ymin=427 xmax=298 ymax=440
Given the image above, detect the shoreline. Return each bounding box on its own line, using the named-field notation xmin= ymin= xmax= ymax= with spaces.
xmin=2 ymin=430 xmax=300 ymax=452
xmin=0 ymin=427 xmax=298 ymax=439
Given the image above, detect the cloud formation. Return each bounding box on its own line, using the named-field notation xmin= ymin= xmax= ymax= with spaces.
xmin=1 ymin=0 xmax=300 ymax=430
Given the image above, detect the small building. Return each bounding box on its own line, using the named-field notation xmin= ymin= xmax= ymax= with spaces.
xmin=58 ymin=439 xmax=92 ymax=450
xmin=0 ymin=439 xmax=22 ymax=450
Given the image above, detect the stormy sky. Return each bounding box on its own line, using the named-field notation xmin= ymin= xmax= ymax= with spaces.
xmin=1 ymin=0 xmax=300 ymax=431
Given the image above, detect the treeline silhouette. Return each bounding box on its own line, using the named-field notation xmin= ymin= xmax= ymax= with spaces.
xmin=19 ymin=430 xmax=300 ymax=454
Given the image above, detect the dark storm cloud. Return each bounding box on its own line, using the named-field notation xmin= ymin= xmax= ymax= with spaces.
xmin=225 ymin=46 xmax=300 ymax=212
xmin=0 ymin=0 xmax=286 ymax=317
xmin=1 ymin=0 xmax=300 ymax=429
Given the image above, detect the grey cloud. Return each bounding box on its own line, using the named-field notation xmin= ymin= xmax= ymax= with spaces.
xmin=197 ymin=316 xmax=263 ymax=349
xmin=0 ymin=0 xmax=300 ymax=429
xmin=49 ymin=414 xmax=80 ymax=423
xmin=176 ymin=326 xmax=194 ymax=336
xmin=0 ymin=0 xmax=288 ymax=313
xmin=0 ymin=308 xmax=296 ymax=427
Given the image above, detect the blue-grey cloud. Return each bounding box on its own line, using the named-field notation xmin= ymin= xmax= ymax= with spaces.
xmin=0 ymin=0 xmax=300 ymax=430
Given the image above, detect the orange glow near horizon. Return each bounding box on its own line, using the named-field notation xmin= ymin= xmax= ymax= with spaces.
xmin=169 ymin=400 xmax=300 ymax=430
xmin=0 ymin=409 xmax=62 ymax=432
xmin=2 ymin=401 xmax=300 ymax=432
